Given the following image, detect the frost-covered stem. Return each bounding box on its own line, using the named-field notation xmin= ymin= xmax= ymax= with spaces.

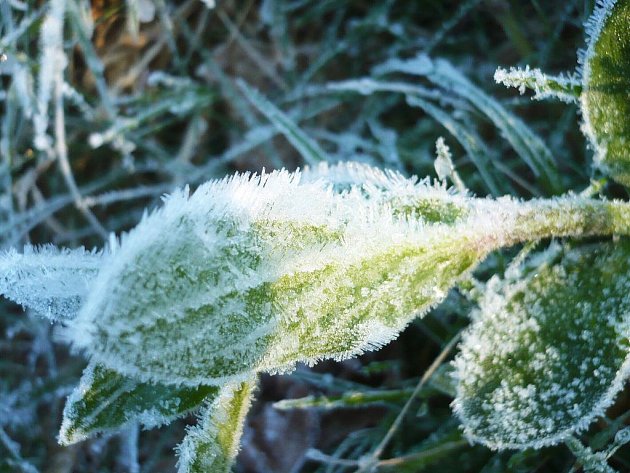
xmin=565 ymin=437 xmax=615 ymax=473
xmin=503 ymin=197 xmax=630 ymax=247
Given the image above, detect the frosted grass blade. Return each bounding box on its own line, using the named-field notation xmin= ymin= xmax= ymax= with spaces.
xmin=374 ymin=55 xmax=561 ymax=194
xmin=237 ymin=79 xmax=330 ymax=165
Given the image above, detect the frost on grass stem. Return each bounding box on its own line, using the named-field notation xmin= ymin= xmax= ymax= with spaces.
xmin=34 ymin=0 xmax=66 ymax=151
xmin=176 ymin=379 xmax=256 ymax=473
xmin=494 ymin=66 xmax=581 ymax=103
xmin=61 ymin=162 xmax=630 ymax=388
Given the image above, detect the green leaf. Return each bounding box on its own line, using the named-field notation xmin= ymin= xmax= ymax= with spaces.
xmin=581 ymin=0 xmax=630 ymax=186
xmin=68 ymin=166 xmax=489 ymax=386
xmin=68 ymin=165 xmax=630 ymax=387
xmin=454 ymin=240 xmax=630 ymax=449
xmin=59 ymin=363 xmax=218 ymax=445
xmin=0 ymin=245 xmax=102 ymax=321
xmin=177 ymin=379 xmax=256 ymax=473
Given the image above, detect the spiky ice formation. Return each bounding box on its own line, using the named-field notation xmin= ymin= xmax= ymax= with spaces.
xmin=66 ymin=162 xmax=630 ymax=387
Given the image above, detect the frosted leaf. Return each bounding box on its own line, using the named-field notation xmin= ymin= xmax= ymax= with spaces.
xmin=0 ymin=245 xmax=102 ymax=321
xmin=301 ymin=161 xmax=469 ymax=223
xmin=60 ymin=363 xmax=218 ymax=445
xmin=67 ymin=164 xmax=630 ymax=387
xmin=453 ymin=241 xmax=630 ymax=449
xmin=494 ymin=66 xmax=581 ymax=103
xmin=581 ymin=0 xmax=630 ymax=186
xmin=68 ymin=166 xmax=502 ymax=386
xmin=177 ymin=379 xmax=256 ymax=473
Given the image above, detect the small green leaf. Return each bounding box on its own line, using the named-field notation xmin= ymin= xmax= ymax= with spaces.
xmin=454 ymin=240 xmax=630 ymax=449
xmin=177 ymin=379 xmax=257 ymax=473
xmin=581 ymin=0 xmax=630 ymax=186
xmin=59 ymin=363 xmax=218 ymax=445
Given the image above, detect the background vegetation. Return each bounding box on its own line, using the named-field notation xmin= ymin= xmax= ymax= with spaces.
xmin=1 ymin=0 xmax=628 ymax=471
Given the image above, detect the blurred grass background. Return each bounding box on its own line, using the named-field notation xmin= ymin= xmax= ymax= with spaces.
xmin=1 ymin=0 xmax=629 ymax=471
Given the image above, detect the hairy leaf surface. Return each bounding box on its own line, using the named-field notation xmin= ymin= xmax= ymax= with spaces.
xmin=454 ymin=241 xmax=630 ymax=449
xmin=68 ymin=163 xmax=630 ymax=386
xmin=59 ymin=363 xmax=218 ymax=445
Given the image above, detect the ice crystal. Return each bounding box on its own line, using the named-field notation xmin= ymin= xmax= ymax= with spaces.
xmin=454 ymin=241 xmax=630 ymax=449
xmin=67 ymin=164 xmax=513 ymax=386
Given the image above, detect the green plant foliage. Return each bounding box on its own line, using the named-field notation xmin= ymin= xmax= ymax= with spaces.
xmin=176 ymin=379 xmax=256 ymax=473
xmin=581 ymin=0 xmax=630 ymax=186
xmin=454 ymin=241 xmax=630 ymax=450
xmin=3 ymin=1 xmax=630 ymax=471
xmin=59 ymin=363 xmax=219 ymax=445
xmin=0 ymin=245 xmax=102 ymax=320
xmin=65 ymin=163 xmax=630 ymax=389
xmin=68 ymin=167 xmax=491 ymax=387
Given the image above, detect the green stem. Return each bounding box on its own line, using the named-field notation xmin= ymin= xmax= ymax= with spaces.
xmin=509 ymin=197 xmax=630 ymax=245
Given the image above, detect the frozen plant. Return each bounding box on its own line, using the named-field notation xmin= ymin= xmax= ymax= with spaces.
xmin=1 ymin=1 xmax=630 ymax=472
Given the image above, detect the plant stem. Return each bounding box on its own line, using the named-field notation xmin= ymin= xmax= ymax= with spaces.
xmin=510 ymin=197 xmax=630 ymax=243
